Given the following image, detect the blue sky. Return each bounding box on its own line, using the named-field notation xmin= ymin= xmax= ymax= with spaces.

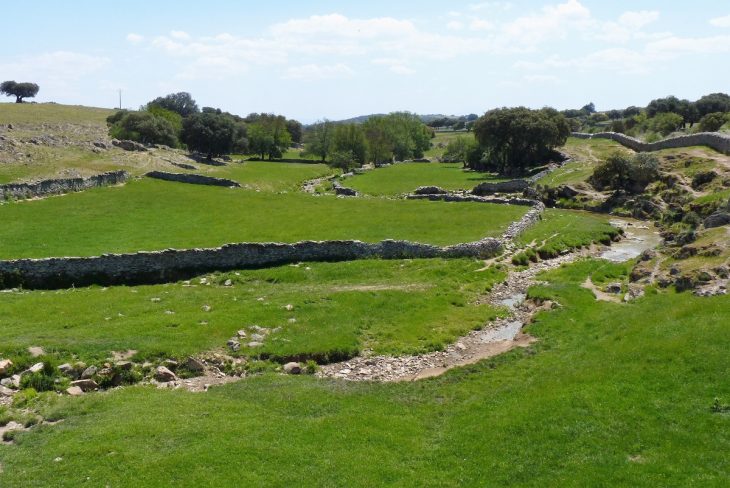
xmin=1 ymin=0 xmax=729 ymax=122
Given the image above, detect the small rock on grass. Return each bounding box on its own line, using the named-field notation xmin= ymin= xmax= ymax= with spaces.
xmin=81 ymin=365 xmax=97 ymax=379
xmin=154 ymin=366 xmax=177 ymax=382
xmin=70 ymin=379 xmax=98 ymax=392
xmin=65 ymin=386 xmax=84 ymax=396
xmin=283 ymin=362 xmax=301 ymax=374
xmin=28 ymin=362 xmax=44 ymax=374
xmin=182 ymin=357 xmax=205 ymax=372
xmin=0 ymin=385 xmax=15 ymax=397
xmin=0 ymin=359 xmax=13 ymax=375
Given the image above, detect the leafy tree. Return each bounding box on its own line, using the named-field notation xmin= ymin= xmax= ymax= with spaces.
xmin=147 ymin=92 xmax=199 ymax=117
xmin=147 ymin=105 xmax=183 ymax=136
xmin=0 ymin=80 xmax=39 ymax=103
xmin=622 ymin=106 xmax=642 ymax=118
xmin=648 ymin=112 xmax=683 ymax=136
xmin=362 ymin=118 xmax=393 ymax=165
xmin=181 ymin=112 xmax=236 ymax=159
xmin=581 ymin=102 xmax=596 ymax=114
xmin=246 ymin=114 xmax=292 ymax=160
xmin=286 ymin=120 xmax=303 ymax=144
xmin=695 ymin=93 xmax=730 ymax=117
xmin=698 ymin=112 xmax=728 ymax=132
xmin=331 ymin=124 xmax=368 ymax=167
xmin=472 ymin=107 xmax=570 ymax=175
xmin=589 ymin=152 xmax=659 ymax=194
xmin=304 ymin=120 xmax=335 ymax=162
xmin=363 ymin=112 xmax=431 ymax=162
xmin=646 ymin=96 xmax=682 ymax=117
xmin=107 ymin=110 xmax=179 ymax=147
xmin=442 ymin=136 xmax=480 ymax=167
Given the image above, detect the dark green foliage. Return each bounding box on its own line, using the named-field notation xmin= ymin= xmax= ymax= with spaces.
xmin=589 ymin=152 xmax=660 ymax=193
xmin=107 ymin=110 xmax=179 ymax=147
xmin=472 ymin=107 xmax=570 ymax=175
xmin=0 ymin=80 xmax=39 ymax=103
xmin=441 ymin=135 xmax=480 ymax=165
xmin=147 ymin=92 xmax=199 ymax=117
xmin=181 ymin=112 xmax=237 ymax=158
xmin=647 ymin=112 xmax=683 ymax=136
xmin=304 ymin=120 xmax=334 ymax=162
xmin=362 ymin=112 xmax=432 ymax=163
xmin=246 ymin=114 xmax=292 ymax=160
xmin=330 ymin=123 xmax=368 ymax=168
xmin=695 ymin=92 xmax=730 ymax=117
xmin=698 ymin=112 xmax=728 ymax=132
xmin=286 ymin=119 xmax=303 ymax=144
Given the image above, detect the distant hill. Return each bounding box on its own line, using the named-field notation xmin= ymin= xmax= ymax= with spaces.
xmin=327 ymin=113 xmax=471 ymax=125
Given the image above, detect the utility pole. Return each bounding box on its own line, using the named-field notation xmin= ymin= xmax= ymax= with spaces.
xmin=118 ymin=89 xmax=122 ymax=110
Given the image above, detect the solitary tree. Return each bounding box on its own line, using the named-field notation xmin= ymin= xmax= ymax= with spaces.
xmin=1 ymin=81 xmax=39 ymax=103
xmin=472 ymin=107 xmax=570 ymax=175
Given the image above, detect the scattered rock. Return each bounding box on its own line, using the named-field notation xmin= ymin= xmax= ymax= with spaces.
xmin=65 ymin=386 xmax=84 ymax=396
xmin=28 ymin=362 xmax=44 ymax=374
xmin=0 ymin=359 xmax=13 ymax=376
xmin=201 ymin=304 xmax=212 ymax=312
xmin=112 ymin=139 xmax=147 ymax=152
xmin=283 ymin=362 xmax=302 ymax=374
xmin=154 ymin=366 xmax=177 ymax=382
xmin=0 ymin=385 xmax=14 ymax=397
xmin=70 ymin=379 xmax=98 ymax=392
xmin=604 ymin=283 xmax=622 ymax=294
xmin=81 ymin=365 xmax=97 ymax=379
xmin=247 ymin=341 xmax=264 ymax=348
xmin=224 ymin=279 xmax=233 ymax=287
xmin=236 ymin=330 xmax=247 ymax=338
xmin=162 ymin=360 xmax=179 ymax=370
xmin=413 ymin=186 xmax=448 ymax=195
xmin=182 ymin=357 xmax=205 ymax=373
xmin=704 ymin=212 xmax=730 ymax=229
xmin=58 ymin=363 xmax=74 ymax=375
xmin=227 ymin=339 xmax=241 ymax=352
xmin=114 ymin=361 xmax=133 ymax=371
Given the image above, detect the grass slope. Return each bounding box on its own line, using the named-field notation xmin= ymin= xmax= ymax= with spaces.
xmin=0 ymin=179 xmax=526 ymax=259
xmin=211 ymin=161 xmax=336 ymax=192
xmin=347 ymin=162 xmax=504 ymax=196
xmin=539 ymin=137 xmax=632 ymax=187
xmin=0 ymin=259 xmax=504 ymax=362
xmin=1 ymin=260 xmax=727 ymax=486
xmin=0 ymin=103 xmax=112 ymax=126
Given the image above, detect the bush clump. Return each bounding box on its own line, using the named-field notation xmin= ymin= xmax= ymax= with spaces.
xmin=589 ymin=152 xmax=660 ymax=194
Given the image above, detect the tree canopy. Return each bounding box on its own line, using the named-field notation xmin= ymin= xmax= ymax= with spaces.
xmin=246 ymin=114 xmax=292 ymax=160
xmin=107 ymin=110 xmax=179 ymax=147
xmin=181 ymin=112 xmax=237 ymax=159
xmin=0 ymin=81 xmax=39 ymax=103
xmin=472 ymin=107 xmax=570 ymax=175
xmin=147 ymin=92 xmax=199 ymax=117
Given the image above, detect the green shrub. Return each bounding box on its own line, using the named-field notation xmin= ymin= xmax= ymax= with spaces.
xmin=107 ymin=110 xmax=179 ymax=147
xmin=698 ymin=112 xmax=728 ymax=132
xmin=589 ymin=152 xmax=660 ymax=193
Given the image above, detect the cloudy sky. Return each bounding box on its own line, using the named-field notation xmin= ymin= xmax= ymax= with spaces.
xmin=1 ymin=0 xmax=729 ymax=122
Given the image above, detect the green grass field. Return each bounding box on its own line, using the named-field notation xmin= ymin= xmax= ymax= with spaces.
xmin=0 ymin=103 xmax=113 ymax=126
xmin=0 ymin=178 xmax=526 ymax=259
xmin=424 ymin=131 xmax=470 ymax=159
xmin=1 ymin=260 xmax=727 ymax=486
xmin=347 ymin=162 xmax=504 ymax=196
xmin=0 ymin=259 xmax=504 ymax=363
xmin=210 ymin=160 xmax=336 ymax=192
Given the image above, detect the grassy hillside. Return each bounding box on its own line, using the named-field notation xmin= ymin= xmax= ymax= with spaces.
xmin=0 ymin=260 xmax=727 ymax=486
xmin=0 ymin=103 xmax=113 ymax=126
xmin=0 ymin=179 xmax=526 ymax=258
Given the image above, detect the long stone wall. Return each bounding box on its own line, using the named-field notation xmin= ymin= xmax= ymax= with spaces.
xmin=145 ymin=171 xmax=241 ymax=188
xmin=0 ymin=238 xmax=501 ymax=289
xmin=0 ymin=171 xmax=128 ymax=201
xmin=571 ymin=131 xmax=730 ymax=155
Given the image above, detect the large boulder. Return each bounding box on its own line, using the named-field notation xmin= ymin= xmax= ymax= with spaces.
xmin=70 ymin=379 xmax=99 ymax=392
xmin=283 ymin=362 xmax=302 ymax=374
xmin=154 ymin=366 xmax=177 ymax=382
xmin=112 ymin=139 xmax=148 ymax=152
xmin=413 ymin=186 xmax=448 ymax=195
xmin=472 ymin=180 xmax=529 ymax=195
xmin=704 ymin=212 xmax=730 ymax=229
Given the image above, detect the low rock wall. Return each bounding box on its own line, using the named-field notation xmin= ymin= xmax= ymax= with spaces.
xmin=406 ymin=194 xmax=538 ymax=206
xmin=145 ymin=171 xmax=241 ymax=188
xmin=572 ymin=131 xmax=730 ymax=155
xmin=0 ymin=237 xmax=502 ymax=289
xmin=0 ymin=171 xmax=128 ymax=201
xmin=472 ymin=179 xmax=529 ymax=195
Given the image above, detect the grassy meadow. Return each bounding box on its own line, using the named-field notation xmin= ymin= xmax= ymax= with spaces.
xmin=0 ymin=178 xmax=526 ymax=259
xmin=0 ymin=259 xmax=505 ymax=363
xmin=0 ymin=260 xmax=727 ymax=486
xmin=347 ymin=162 xmax=504 ymax=196
xmin=210 ymin=160 xmax=336 ymax=192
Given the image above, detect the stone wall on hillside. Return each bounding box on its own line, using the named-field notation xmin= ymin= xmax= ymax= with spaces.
xmin=0 ymin=237 xmax=501 ymax=289
xmin=0 ymin=171 xmax=128 ymax=201
xmin=145 ymin=171 xmax=241 ymax=188
xmin=472 ymin=179 xmax=529 ymax=195
xmin=572 ymin=131 xmax=730 ymax=155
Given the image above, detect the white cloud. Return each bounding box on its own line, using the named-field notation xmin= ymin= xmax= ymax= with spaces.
xmin=372 ymin=58 xmax=415 ymax=75
xmin=524 ymin=74 xmax=560 ymax=84
xmin=470 ymin=19 xmax=494 ymax=31
xmin=170 ymin=30 xmax=191 ymax=40
xmin=283 ymin=63 xmax=355 ymax=81
xmin=618 ymin=11 xmax=659 ymax=30
xmin=271 ymin=14 xmax=416 ymax=39
xmin=447 ymin=20 xmax=464 ymax=31
xmin=710 ymin=15 xmax=730 ymax=28
xmin=646 ymin=34 xmax=730 ymax=55
xmin=469 ymin=2 xmax=512 ymax=12
xmin=501 ymin=0 xmax=592 ymax=48
xmin=0 ymin=51 xmax=110 ymax=82
xmin=126 ymin=33 xmax=144 ymax=44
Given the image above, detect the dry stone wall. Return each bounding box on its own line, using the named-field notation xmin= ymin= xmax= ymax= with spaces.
xmin=572 ymin=131 xmax=730 ymax=155
xmin=0 ymin=171 xmax=128 ymax=201
xmin=0 ymin=237 xmax=501 ymax=289
xmin=145 ymin=171 xmax=241 ymax=188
